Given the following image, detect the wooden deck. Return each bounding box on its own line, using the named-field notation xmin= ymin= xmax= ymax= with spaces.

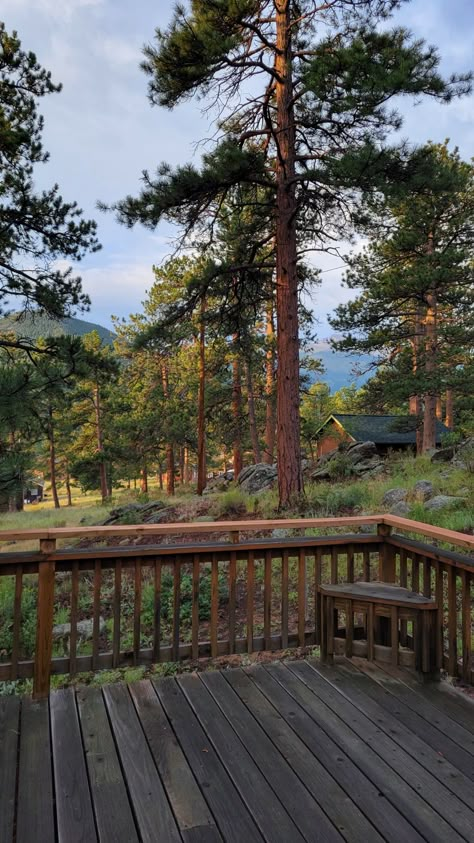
xmin=2 ymin=659 xmax=474 ymax=843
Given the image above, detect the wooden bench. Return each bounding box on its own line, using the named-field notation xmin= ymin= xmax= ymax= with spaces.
xmin=320 ymin=581 xmax=439 ymax=677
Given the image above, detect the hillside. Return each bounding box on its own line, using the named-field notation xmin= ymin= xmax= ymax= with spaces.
xmin=305 ymin=343 xmax=373 ymax=391
xmin=0 ymin=312 xmax=116 ymax=346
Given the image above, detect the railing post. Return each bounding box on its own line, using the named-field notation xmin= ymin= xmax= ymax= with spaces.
xmin=33 ymin=538 xmax=56 ymax=699
xmin=377 ymin=523 xmax=396 ymax=583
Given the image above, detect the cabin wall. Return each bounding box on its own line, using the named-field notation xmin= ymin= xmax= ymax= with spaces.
xmin=316 ymin=424 xmax=353 ymax=458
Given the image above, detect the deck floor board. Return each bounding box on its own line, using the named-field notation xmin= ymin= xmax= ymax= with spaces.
xmin=1 ymin=658 xmax=473 ymax=843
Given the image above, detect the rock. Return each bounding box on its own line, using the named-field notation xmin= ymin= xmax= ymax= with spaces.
xmin=358 ymin=524 xmax=375 ymax=534
xmin=237 ymin=463 xmax=277 ymax=494
xmin=311 ymin=442 xmax=383 ymax=481
xmin=413 ymin=480 xmax=434 ymax=502
xmin=346 ymin=441 xmax=378 ymax=462
xmin=202 ymin=476 xmax=231 ymax=495
xmin=389 ymin=501 xmax=411 ymax=516
xmin=144 ymin=507 xmax=176 ymax=524
xmin=382 ymin=488 xmax=408 ymax=507
xmin=431 ymin=446 xmax=455 ymax=463
xmin=53 ymin=617 xmax=106 ymax=653
xmin=424 ymin=495 xmax=466 ymax=512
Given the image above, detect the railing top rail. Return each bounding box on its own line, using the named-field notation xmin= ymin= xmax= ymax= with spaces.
xmin=0 ymin=513 xmax=472 ymax=551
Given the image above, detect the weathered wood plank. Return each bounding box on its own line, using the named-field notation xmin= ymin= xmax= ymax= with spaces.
xmin=112 ymin=559 xmax=122 ymax=668
xmin=10 ymin=566 xmax=23 ymax=678
xmin=179 ymin=672 xmax=308 ymax=843
xmin=211 ymin=553 xmax=218 ymax=658
xmin=319 ymin=581 xmax=437 ymax=608
xmin=103 ymin=683 xmax=181 ymax=843
xmin=238 ymin=664 xmax=420 ymax=843
xmin=201 ymin=669 xmax=342 ymax=843
xmin=264 ymin=549 xmax=272 ymax=649
xmin=70 ymin=561 xmax=80 ymax=675
xmin=281 ymin=549 xmax=289 ymax=649
xmin=247 ymin=550 xmax=254 ymax=653
xmin=154 ymin=676 xmax=264 ymax=843
xmin=228 ymin=551 xmax=237 ymax=654
xmin=50 ymin=687 xmax=97 ymax=843
xmin=77 ymin=687 xmax=138 ymax=843
xmin=16 ymin=697 xmax=54 ymax=843
xmin=192 ymin=554 xmax=200 ymax=660
xmin=0 ymin=696 xmax=20 ymax=843
xmin=129 ymin=680 xmax=221 ymax=840
xmin=134 ymin=557 xmax=142 ymax=665
xmin=92 ymin=558 xmax=101 ymax=670
xmin=287 ymin=660 xmax=465 ymax=843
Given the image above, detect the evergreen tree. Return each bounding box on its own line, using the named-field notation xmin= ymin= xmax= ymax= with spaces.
xmin=108 ymin=0 xmax=470 ymax=505
xmin=0 ymin=25 xmax=100 ymax=335
xmin=331 ymin=143 xmax=474 ymax=451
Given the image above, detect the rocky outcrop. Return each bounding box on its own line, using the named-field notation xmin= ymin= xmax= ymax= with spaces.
xmin=311 ymin=442 xmax=384 ymax=480
xmin=100 ymin=500 xmax=172 ymax=525
xmin=237 ymin=463 xmax=277 ymax=494
xmin=389 ymin=501 xmax=411 ymax=516
xmin=53 ymin=617 xmax=106 ymax=653
xmin=431 ymin=437 xmax=474 ymax=470
xmin=413 ymin=480 xmax=434 ymax=502
xmin=382 ymin=488 xmax=408 ymax=507
xmin=202 ymin=473 xmax=233 ymax=495
xmin=424 ymin=495 xmax=466 ymax=512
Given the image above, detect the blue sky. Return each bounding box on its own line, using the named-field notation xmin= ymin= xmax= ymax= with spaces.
xmin=3 ymin=0 xmax=474 ymax=338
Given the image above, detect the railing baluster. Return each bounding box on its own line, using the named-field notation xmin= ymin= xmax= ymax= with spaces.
xmin=192 ymin=554 xmax=199 ymax=661
xmin=298 ymin=548 xmax=306 ymax=647
xmin=423 ymin=557 xmax=431 ymax=598
xmin=435 ymin=561 xmax=444 ymax=672
xmin=281 ymin=550 xmax=289 ymax=649
xmin=314 ymin=548 xmax=322 ymax=645
xmin=447 ymin=566 xmax=458 ymax=677
xmin=399 ymin=548 xmax=408 ymax=646
xmin=347 ymin=544 xmax=354 ymax=583
xmin=172 ymin=556 xmax=180 ymax=662
xmin=153 ymin=558 xmax=161 ymax=664
xmin=211 ymin=553 xmax=218 ymax=658
xmin=247 ymin=551 xmax=254 ymax=654
xmin=412 ymin=554 xmax=420 ymax=593
xmin=264 ymin=550 xmax=272 ymax=650
xmin=461 ymin=570 xmax=471 ymax=683
xmin=11 ymin=565 xmax=23 ymax=679
xmin=363 ymin=548 xmax=370 ymax=581
xmin=331 ymin=547 xmax=338 ymax=584
xmin=133 ymin=558 xmax=142 ymax=666
xmin=229 ymin=551 xmax=237 ymax=655
xmin=113 ymin=559 xmax=122 ymax=668
xmin=92 ymin=558 xmax=101 ymax=671
xmin=69 ymin=561 xmax=79 ymax=676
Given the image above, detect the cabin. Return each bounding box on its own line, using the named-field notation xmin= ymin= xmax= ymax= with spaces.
xmin=24 ymin=481 xmax=44 ymax=504
xmin=315 ymin=413 xmax=450 ymax=458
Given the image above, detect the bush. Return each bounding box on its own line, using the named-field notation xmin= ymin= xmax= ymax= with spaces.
xmin=141 ymin=566 xmax=228 ymax=628
xmin=212 ymin=488 xmax=249 ymax=518
xmin=0 ymin=576 xmax=37 ymax=660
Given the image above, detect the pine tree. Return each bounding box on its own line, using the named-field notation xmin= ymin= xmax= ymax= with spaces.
xmin=108 ymin=1 xmax=470 ymax=506
xmin=331 ymin=143 xmax=474 ymax=452
xmin=0 ymin=25 xmax=100 ymax=334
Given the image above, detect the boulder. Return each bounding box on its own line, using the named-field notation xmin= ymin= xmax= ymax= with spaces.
xmin=345 ymin=441 xmax=378 ymax=462
xmin=424 ymin=495 xmax=466 ymax=512
xmin=237 ymin=463 xmax=277 ymax=494
xmin=144 ymin=507 xmax=176 ymax=524
xmin=431 ymin=446 xmax=455 ymax=463
xmin=310 ymin=442 xmax=384 ymax=480
xmin=202 ymin=476 xmax=231 ymax=495
xmin=413 ymin=480 xmax=434 ymax=502
xmin=53 ymin=617 xmax=106 ymax=653
xmin=389 ymin=501 xmax=411 ymax=517
xmin=382 ymin=488 xmax=408 ymax=507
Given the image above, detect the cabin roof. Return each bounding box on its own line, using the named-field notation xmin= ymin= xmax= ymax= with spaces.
xmin=318 ymin=413 xmax=449 ymax=445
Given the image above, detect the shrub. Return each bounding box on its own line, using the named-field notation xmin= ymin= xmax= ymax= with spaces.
xmin=212 ymin=488 xmax=249 ymax=518
xmin=141 ymin=567 xmax=228 ymax=628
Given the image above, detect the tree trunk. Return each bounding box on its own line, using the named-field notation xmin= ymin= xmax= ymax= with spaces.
xmin=263 ymin=301 xmax=276 ymax=464
xmin=435 ymin=396 xmax=443 ymax=420
xmin=275 ymin=2 xmax=302 ymax=506
xmin=94 ymin=385 xmax=109 ymax=504
xmin=48 ymin=407 xmax=60 ymax=509
xmin=197 ymin=300 xmax=207 ymax=495
xmin=141 ymin=464 xmax=148 ymax=494
xmin=245 ymin=361 xmax=261 ymax=463
xmin=65 ymin=467 xmax=72 ymax=507
xmin=183 ymin=446 xmax=190 ymax=484
xmin=422 ymin=288 xmax=438 ymax=453
xmin=445 ymin=389 xmax=454 ymax=429
xmin=410 ymin=306 xmax=423 ymax=455
xmin=161 ymin=364 xmax=175 ymax=496
xmin=158 ymin=463 xmax=163 ymax=491
xmin=232 ymin=335 xmax=244 ymax=478
xmin=179 ymin=447 xmax=185 ymax=484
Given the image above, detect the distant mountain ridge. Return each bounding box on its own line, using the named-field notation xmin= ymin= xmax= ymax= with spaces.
xmin=0 ymin=314 xmax=372 ymax=391
xmin=0 ymin=312 xmax=116 ymax=345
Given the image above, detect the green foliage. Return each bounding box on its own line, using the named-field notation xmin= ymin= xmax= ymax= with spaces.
xmin=212 ymin=488 xmax=249 ymax=518
xmin=0 ymin=24 xmax=100 ymax=323
xmin=142 ymin=567 xmax=227 ymax=628
xmin=0 ymin=576 xmax=36 ymax=659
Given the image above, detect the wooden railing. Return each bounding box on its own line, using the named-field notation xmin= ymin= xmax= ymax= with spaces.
xmin=0 ymin=515 xmax=472 ymax=697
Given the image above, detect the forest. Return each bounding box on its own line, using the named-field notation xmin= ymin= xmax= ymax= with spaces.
xmin=0 ymin=2 xmax=473 ymax=517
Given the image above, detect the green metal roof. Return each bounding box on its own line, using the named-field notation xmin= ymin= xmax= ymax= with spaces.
xmin=322 ymin=414 xmax=449 ymax=446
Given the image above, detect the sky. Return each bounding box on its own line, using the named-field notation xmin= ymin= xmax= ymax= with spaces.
xmin=3 ymin=0 xmax=474 ymax=339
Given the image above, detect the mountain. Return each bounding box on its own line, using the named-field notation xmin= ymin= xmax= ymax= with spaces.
xmin=304 ymin=343 xmax=374 ymax=392
xmin=0 ymin=312 xmax=116 ymax=345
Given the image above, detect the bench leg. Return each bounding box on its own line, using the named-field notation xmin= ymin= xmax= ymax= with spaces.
xmin=367 ymin=603 xmax=374 ymax=661
xmin=327 ymin=596 xmax=334 ymax=664
xmin=391 ymin=607 xmax=399 ymax=666
xmin=345 ymin=599 xmax=353 ymax=658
